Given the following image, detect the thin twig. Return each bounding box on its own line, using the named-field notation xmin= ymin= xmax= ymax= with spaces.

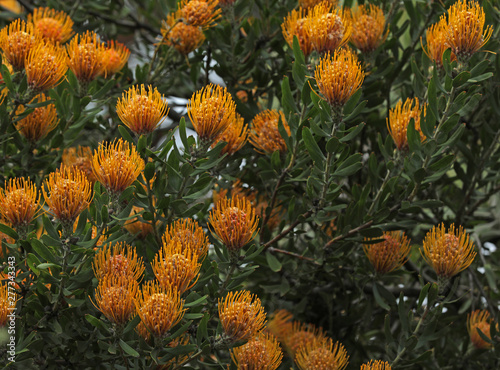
xmin=262 ymin=210 xmax=313 ymax=251
xmin=268 ymin=247 xmax=320 ymax=265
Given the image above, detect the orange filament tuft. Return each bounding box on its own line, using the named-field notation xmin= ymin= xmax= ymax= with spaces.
xmin=28 ymin=7 xmax=74 ymax=43
xmin=249 ymin=109 xmax=290 ymax=154
xmin=363 ymin=231 xmax=412 ymax=274
xmin=15 ymin=94 xmax=58 ymax=142
xmin=387 ymin=97 xmax=427 ymax=151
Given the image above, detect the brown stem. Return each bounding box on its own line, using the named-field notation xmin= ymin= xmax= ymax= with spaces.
xmin=268 ymin=247 xmax=320 ymax=265
xmin=262 ymin=210 xmax=313 ymax=251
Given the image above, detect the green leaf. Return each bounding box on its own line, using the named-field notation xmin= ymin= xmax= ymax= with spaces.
xmin=0 ymin=223 xmax=18 ymax=240
xmin=266 ymin=252 xmax=282 ymax=272
xmin=333 ymin=153 xmax=362 ymax=177
xmin=119 ymin=339 xmax=139 ymax=357
xmin=118 ymin=125 xmax=134 ymax=144
xmin=417 ymin=283 xmax=431 ymax=310
xmin=302 ymin=127 xmax=326 ymax=165
xmin=343 ymin=89 xmax=362 ymax=115
xmin=452 ymin=71 xmax=471 ymax=87
xmin=30 ymin=239 xmax=58 ymax=264
xmin=85 ymin=314 xmax=109 ymax=332
xmin=178 ymin=117 xmax=189 ymax=149
xmin=398 ymin=292 xmax=409 ymax=334
xmin=429 ymin=155 xmax=454 ymax=172
xmin=339 ymin=123 xmax=365 ymax=142
xmin=292 ymin=36 xmax=306 ymax=89
xmin=469 ymin=72 xmax=493 ymax=83
xmin=373 ymin=284 xmax=390 ymax=311
xmin=196 ymin=313 xmax=210 ymax=346
xmin=281 ymin=76 xmax=298 ymax=114
xmin=428 ymin=75 xmax=438 ymax=120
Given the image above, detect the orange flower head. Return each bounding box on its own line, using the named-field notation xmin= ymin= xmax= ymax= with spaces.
xmin=0 ymin=0 xmax=22 ymax=14
xmin=62 ymin=146 xmax=96 ymax=184
xmin=66 ymin=30 xmax=108 ymax=82
xmin=315 ymin=48 xmax=364 ymax=108
xmin=124 ymin=206 xmax=155 ymax=239
xmin=282 ymin=7 xmax=313 ymax=57
xmin=467 ymin=309 xmax=496 ymax=349
xmin=179 ymin=0 xmax=221 ymax=29
xmin=363 ymin=231 xmax=411 ymax=274
xmin=93 ymin=242 xmax=145 ymax=282
xmin=387 ymin=97 xmax=427 ymax=151
xmin=162 ymin=218 xmax=209 ymax=261
xmin=445 ymin=0 xmax=493 ymax=61
xmin=0 ymin=177 xmax=41 ymax=229
xmin=361 ymin=359 xmax=392 ymax=370
xmin=135 ymin=281 xmax=186 ymax=338
xmin=299 ymin=0 xmax=338 ymax=8
xmin=284 ymin=321 xmax=326 ymax=357
xmin=15 ymin=94 xmax=58 ymax=142
xmin=422 ymin=223 xmax=476 ymax=279
xmin=249 ymin=109 xmax=290 ymax=154
xmin=350 ymin=4 xmax=388 ymax=53
xmin=42 ymin=165 xmax=92 ymax=226
xmin=103 ymin=40 xmax=130 ymax=76
xmin=306 ymin=3 xmax=351 ymax=54
xmin=162 ymin=14 xmax=205 ymax=55
xmin=91 ymin=138 xmax=145 ymax=195
xmin=116 ymin=85 xmax=169 ymax=136
xmin=213 ymin=112 xmax=248 ymax=155
xmin=209 ymin=196 xmax=259 ymax=252
xmin=25 ymin=40 xmax=68 ymax=92
xmin=266 ymin=309 xmax=294 ymax=343
xmin=93 ymin=274 xmax=139 ymax=325
xmin=28 ymin=7 xmax=74 ymax=43
xmin=219 ymin=290 xmax=266 ymax=342
xmin=0 ymin=19 xmax=38 ymax=70
xmin=423 ymin=17 xmax=457 ymax=68
xmin=187 ymin=84 xmax=237 ymax=145
xmin=0 ymin=283 xmax=15 ymax=327
xmin=231 ymin=332 xmax=283 ymax=370
xmin=296 ymin=337 xmax=349 ymax=370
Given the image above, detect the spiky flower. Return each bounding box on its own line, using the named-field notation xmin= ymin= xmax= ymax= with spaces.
xmin=103 ymin=40 xmax=130 ymax=76
xmin=179 ymin=0 xmax=221 ymax=29
xmin=209 ymin=196 xmax=259 ymax=252
xmin=283 ymin=321 xmax=326 ymax=358
xmin=162 ymin=14 xmax=205 ymax=55
xmin=93 ymin=242 xmax=145 ymax=282
xmin=25 ymin=40 xmax=68 ymax=92
xmin=295 ymin=337 xmax=349 ymax=370
xmin=0 ymin=19 xmax=38 ymax=70
xmin=467 ymin=309 xmax=495 ymax=349
xmin=306 ymin=3 xmax=351 ymax=54
xmin=187 ymin=84 xmax=237 ymax=145
xmin=266 ymin=309 xmax=294 ymax=344
xmin=62 ymin=146 xmax=96 ymax=184
xmin=162 ymin=218 xmax=209 ymax=260
xmin=363 ymin=231 xmax=411 ymax=274
xmin=423 ymin=18 xmax=456 ymax=68
xmin=315 ymin=48 xmax=364 ymax=109
xmin=422 ymin=223 xmax=476 ymax=280
xmin=0 ymin=177 xmax=40 ymax=231
xmin=361 ymin=359 xmax=392 ymax=370
xmin=124 ymin=206 xmax=154 ymax=239
xmin=28 ymin=7 xmax=74 ymax=43
xmin=387 ymin=97 xmax=427 ymax=151
xmin=219 ymin=290 xmax=266 ymax=343
xmin=116 ymin=85 xmax=169 ymax=136
xmin=349 ymin=4 xmax=388 ymax=53
xmin=249 ymin=109 xmax=290 ymax=154
xmin=66 ymin=30 xmax=108 ymax=83
xmin=231 ymin=332 xmax=283 ymax=370
xmin=282 ymin=7 xmax=313 ymax=57
xmin=0 ymin=283 xmax=14 ymax=327
xmin=213 ymin=113 xmax=248 ymax=155
xmin=42 ymin=165 xmax=92 ymax=227
xmin=15 ymin=94 xmax=58 ymax=143
xmin=0 ymin=0 xmax=22 ymax=14
xmin=445 ymin=0 xmax=493 ymax=62
xmin=135 ymin=281 xmax=186 ymax=338
xmin=92 ymin=138 xmax=145 ymax=195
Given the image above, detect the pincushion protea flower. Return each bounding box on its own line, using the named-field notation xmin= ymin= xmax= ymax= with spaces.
xmin=219 ymin=290 xmax=266 ymax=343
xmin=282 ymin=7 xmax=313 ymax=57
xmin=421 ymin=223 xmax=476 ymax=280
xmin=25 ymin=40 xmax=68 ymax=92
xmin=0 ymin=0 xmax=22 ymax=14
xmin=283 ymin=321 xmax=327 ymax=358
xmin=124 ymin=206 xmax=154 ymax=239
xmin=363 ymin=231 xmax=411 ymax=274
xmin=423 ymin=18 xmax=457 ymax=68
xmin=266 ymin=309 xmax=294 ymax=344
xmin=162 ymin=14 xmax=206 ymax=56
xmin=0 ymin=177 xmax=41 ymax=231
xmin=295 ymin=337 xmax=349 ymax=370
xmin=315 ymin=48 xmax=364 ymax=109
xmin=349 ymin=4 xmax=388 ymax=53
xmin=213 ymin=112 xmax=248 ymax=155
xmin=179 ymin=0 xmax=221 ymax=29
xmin=135 ymin=281 xmax=186 ymax=338
xmin=15 ymin=94 xmax=58 ymax=143
xmin=28 ymin=7 xmax=74 ymax=44
xmin=93 ymin=242 xmax=145 ymax=282
xmin=0 ymin=283 xmax=14 ymax=327
xmin=116 ymin=85 xmax=169 ymax=136
xmin=162 ymin=218 xmax=209 ymax=260
xmin=62 ymin=146 xmax=96 ymax=184
xmin=91 ymin=138 xmax=145 ymax=195
xmin=187 ymin=84 xmax=237 ymax=146
xmin=209 ymin=196 xmax=259 ymax=252
xmin=361 ymin=359 xmax=392 ymax=370
xmin=0 ymin=19 xmax=38 ymax=70
xmin=231 ymin=332 xmax=283 ymax=370
xmin=249 ymin=109 xmax=290 ymax=154
xmin=467 ymin=309 xmax=496 ymax=349
xmin=387 ymin=97 xmax=427 ymax=151
xmin=103 ymin=40 xmax=130 ymax=76
xmin=66 ymin=30 xmax=108 ymax=83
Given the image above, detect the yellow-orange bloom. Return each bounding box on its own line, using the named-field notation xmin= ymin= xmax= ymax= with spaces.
xmin=103 ymin=40 xmax=130 ymax=76
xmin=423 ymin=17 xmax=456 ymax=68
xmin=66 ymin=30 xmax=108 ymax=82
xmin=445 ymin=0 xmax=493 ymax=61
xmin=162 ymin=218 xmax=209 ymax=261
xmin=162 ymin=15 xmax=205 ymax=55
xmin=421 ymin=223 xmax=476 ymax=279
xmin=0 ymin=0 xmax=22 ymax=14
xmin=361 ymin=359 xmax=392 ymax=370
xmin=179 ymin=0 xmax=221 ymax=29
xmin=306 ymin=3 xmax=351 ymax=54
xmin=349 ymin=4 xmax=388 ymax=53
xmin=92 ymin=138 xmax=145 ymax=195
xmin=266 ymin=309 xmax=294 ymax=344
xmin=295 ymin=337 xmax=349 ymax=370
xmin=28 ymin=7 xmax=74 ymax=43
xmin=0 ymin=177 xmax=41 ymax=229
xmin=93 ymin=274 xmax=138 ymax=325
xmin=283 ymin=321 xmax=326 ymax=357
xmin=249 ymin=109 xmax=290 ymax=154
xmin=116 ymin=85 xmax=169 ymax=135
xmin=0 ymin=283 xmax=13 ymax=327
xmin=15 ymin=94 xmax=58 ymax=142
xmin=93 ymin=242 xmax=145 ymax=282
xmin=282 ymin=7 xmax=313 ymax=57
xmin=209 ymin=196 xmax=259 ymax=252
xmin=124 ymin=206 xmax=154 ymax=238
xmin=363 ymin=231 xmax=411 ymax=274
xmin=187 ymin=84 xmax=237 ymax=144
xmin=0 ymin=19 xmax=38 ymax=70
xmin=315 ymin=48 xmax=364 ymax=108
xmin=219 ymin=290 xmax=266 ymax=342
xmin=42 ymin=165 xmax=92 ymax=225
xmin=213 ymin=113 xmax=248 ymax=155
xmin=387 ymin=97 xmax=426 ymax=151
xmin=467 ymin=309 xmax=496 ymax=349
xmin=25 ymin=40 xmax=68 ymax=92
xmin=135 ymin=281 xmax=186 ymax=338
xmin=231 ymin=332 xmax=283 ymax=370
xmin=62 ymin=146 xmax=96 ymax=184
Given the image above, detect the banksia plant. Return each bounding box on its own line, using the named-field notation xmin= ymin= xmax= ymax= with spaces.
xmin=162 ymin=14 xmax=206 ymax=55
xmin=0 ymin=19 xmax=38 ymax=70
xmin=387 ymin=97 xmax=427 ymax=151
xmin=25 ymin=40 xmax=68 ymax=93
xmin=423 ymin=18 xmax=456 ymax=69
xmin=249 ymin=109 xmax=290 ymax=154
xmin=231 ymin=332 xmax=283 ymax=370
xmin=467 ymin=309 xmax=496 ymax=349
xmin=15 ymin=94 xmax=58 ymax=143
xmin=179 ymin=0 xmax=221 ymax=29
xmin=162 ymin=218 xmax=209 ymax=261
xmin=103 ymin=40 xmax=130 ymax=76
xmin=361 ymin=359 xmax=392 ymax=370
xmin=66 ymin=30 xmax=108 ymax=84
xmin=363 ymin=231 xmax=412 ymax=275
xmin=93 ymin=275 xmax=139 ymax=325
xmin=295 ymin=337 xmax=349 ymax=370
xmin=282 ymin=7 xmax=313 ymax=57
xmin=28 ymin=7 xmax=74 ymax=43
xmin=349 ymin=4 xmax=388 ymax=54
xmin=62 ymin=146 xmax=96 ymax=184
xmin=213 ymin=113 xmax=248 ymax=155
xmin=116 ymin=85 xmax=169 ymax=136
xmin=135 ymin=281 xmax=186 ymax=338
xmin=93 ymin=242 xmax=145 ymax=282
